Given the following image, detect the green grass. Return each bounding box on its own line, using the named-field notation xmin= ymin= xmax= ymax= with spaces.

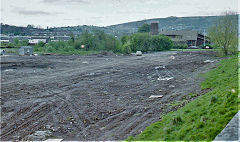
xmin=170 ymin=48 xmax=215 ymax=51
xmin=168 ymin=100 xmax=187 ymax=107
xmin=1 ymin=47 xmax=20 ymax=54
xmin=2 ymin=47 xmax=99 ymax=55
xmin=33 ymin=45 xmax=101 ymax=55
xmin=35 ymin=50 xmax=99 ymax=55
xmin=127 ymin=56 xmax=238 ymax=141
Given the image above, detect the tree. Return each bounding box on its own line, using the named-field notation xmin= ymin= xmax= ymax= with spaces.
xmin=79 ymin=30 xmax=97 ymax=50
xmin=37 ymin=41 xmax=45 ymax=47
xmin=69 ymin=32 xmax=75 ymax=44
xmin=138 ymin=24 xmax=150 ymax=33
xmin=13 ymin=38 xmax=19 ymax=47
xmin=27 ymin=24 xmax=34 ymax=29
xmin=130 ymin=33 xmax=151 ymax=52
xmin=208 ymin=11 xmax=238 ymax=55
xmin=150 ymin=35 xmax=174 ymax=51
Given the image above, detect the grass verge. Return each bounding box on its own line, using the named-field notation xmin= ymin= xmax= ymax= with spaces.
xmin=1 ymin=48 xmax=20 ymax=54
xmin=127 ymin=56 xmax=238 ymax=141
xmin=34 ymin=50 xmax=100 ymax=55
xmin=2 ymin=47 xmax=99 ymax=55
xmin=170 ymin=48 xmax=215 ymax=51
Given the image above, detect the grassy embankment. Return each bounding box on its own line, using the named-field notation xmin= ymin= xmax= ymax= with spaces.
xmin=34 ymin=48 xmax=99 ymax=55
xmin=1 ymin=48 xmax=19 ymax=54
xmin=170 ymin=48 xmax=215 ymax=51
xmin=127 ymin=55 xmax=238 ymax=141
xmin=1 ymin=47 xmax=99 ymax=56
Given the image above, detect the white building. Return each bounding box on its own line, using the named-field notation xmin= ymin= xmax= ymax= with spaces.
xmin=29 ymin=39 xmax=47 ymax=45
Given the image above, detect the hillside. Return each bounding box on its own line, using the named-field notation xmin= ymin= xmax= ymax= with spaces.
xmin=1 ymin=15 xmax=238 ymax=36
xmin=107 ymin=16 xmax=220 ymax=35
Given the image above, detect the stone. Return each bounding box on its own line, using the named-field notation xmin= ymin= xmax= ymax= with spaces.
xmin=213 ymin=111 xmax=239 ymax=141
xmin=204 ymin=60 xmax=214 ymax=63
xmin=26 ymin=130 xmax=52 ymax=141
xmin=158 ymin=77 xmax=173 ymax=81
xmin=149 ymin=95 xmax=163 ymax=98
xmin=136 ymin=51 xmax=142 ymax=56
xmin=82 ymin=61 xmax=89 ymax=64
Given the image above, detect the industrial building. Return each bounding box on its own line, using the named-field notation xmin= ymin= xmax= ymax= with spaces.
xmin=159 ymin=30 xmax=209 ymax=47
xmin=151 ymin=22 xmax=159 ymax=35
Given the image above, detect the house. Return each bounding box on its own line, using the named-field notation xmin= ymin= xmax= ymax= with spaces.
xmin=159 ymin=30 xmax=209 ymax=47
xmin=50 ymin=36 xmax=71 ymax=42
xmin=29 ymin=39 xmax=47 ymax=45
xmin=9 ymin=36 xmax=30 ymax=43
xmin=0 ymin=36 xmax=10 ymax=43
xmin=19 ymin=46 xmax=33 ymax=55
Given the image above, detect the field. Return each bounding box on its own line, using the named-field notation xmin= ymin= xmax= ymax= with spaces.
xmin=1 ymin=51 xmax=220 ymax=140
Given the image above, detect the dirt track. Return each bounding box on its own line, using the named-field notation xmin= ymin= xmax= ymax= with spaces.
xmin=0 ymin=51 xmax=218 ymax=141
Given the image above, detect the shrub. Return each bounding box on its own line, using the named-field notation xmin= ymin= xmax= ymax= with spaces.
xmin=173 ymin=43 xmax=188 ymax=49
xmin=172 ymin=115 xmax=183 ymax=125
xmin=73 ymin=40 xmax=82 ymax=49
xmin=150 ymin=35 xmax=174 ymax=51
xmin=130 ymin=33 xmax=151 ymax=52
xmin=125 ymin=33 xmax=173 ymax=52
xmin=37 ymin=41 xmax=45 ymax=47
xmin=120 ymin=41 xmax=132 ymax=54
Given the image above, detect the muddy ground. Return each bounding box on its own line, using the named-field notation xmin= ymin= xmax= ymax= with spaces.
xmin=0 ymin=51 xmax=219 ymax=141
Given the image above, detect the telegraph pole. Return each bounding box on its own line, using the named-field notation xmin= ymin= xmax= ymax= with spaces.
xmin=204 ymin=29 xmax=206 ymax=47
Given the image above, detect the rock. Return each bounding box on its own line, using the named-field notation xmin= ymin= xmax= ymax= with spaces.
xmin=158 ymin=77 xmax=173 ymax=81
xmin=136 ymin=51 xmax=142 ymax=56
xmin=169 ymin=85 xmax=175 ymax=88
xmin=26 ymin=130 xmax=52 ymax=141
xmin=155 ymin=65 xmax=165 ymax=70
xmin=44 ymin=139 xmax=63 ymax=142
xmin=170 ymin=56 xmax=175 ymax=59
xmin=214 ymin=111 xmax=240 ymax=141
xmin=82 ymin=61 xmax=89 ymax=64
xmin=204 ymin=60 xmax=214 ymax=63
xmin=231 ymin=89 xmax=236 ymax=93
xmin=149 ymin=95 xmax=163 ymax=98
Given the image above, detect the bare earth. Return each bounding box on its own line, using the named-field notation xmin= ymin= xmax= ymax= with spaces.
xmin=0 ymin=51 xmax=218 ymax=141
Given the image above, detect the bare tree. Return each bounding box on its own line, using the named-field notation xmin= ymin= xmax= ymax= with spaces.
xmin=208 ymin=11 xmax=238 ymax=55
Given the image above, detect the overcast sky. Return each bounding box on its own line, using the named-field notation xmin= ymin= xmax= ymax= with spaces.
xmin=1 ymin=0 xmax=239 ymax=28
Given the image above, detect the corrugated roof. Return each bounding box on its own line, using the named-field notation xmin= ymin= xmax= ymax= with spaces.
xmin=159 ymin=30 xmax=199 ymax=41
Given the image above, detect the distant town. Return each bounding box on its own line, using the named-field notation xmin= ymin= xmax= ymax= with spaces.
xmin=1 ymin=15 xmax=219 ymax=48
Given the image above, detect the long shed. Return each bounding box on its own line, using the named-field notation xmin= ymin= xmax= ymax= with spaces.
xmin=19 ymin=46 xmax=33 ymax=55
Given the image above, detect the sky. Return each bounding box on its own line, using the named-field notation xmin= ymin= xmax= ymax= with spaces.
xmin=1 ymin=0 xmax=239 ymax=28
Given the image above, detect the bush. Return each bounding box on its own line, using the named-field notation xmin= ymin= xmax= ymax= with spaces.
xmin=73 ymin=40 xmax=82 ymax=49
xmin=126 ymin=33 xmax=173 ymax=52
xmin=150 ymin=35 xmax=174 ymax=51
xmin=173 ymin=43 xmax=188 ymax=49
xmin=119 ymin=40 xmax=132 ymax=54
xmin=34 ymin=31 xmax=174 ymax=55
xmin=37 ymin=41 xmax=45 ymax=47
xmin=129 ymin=33 xmax=151 ymax=52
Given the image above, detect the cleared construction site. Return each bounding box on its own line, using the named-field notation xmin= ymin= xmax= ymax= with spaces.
xmin=0 ymin=51 xmax=219 ymax=140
